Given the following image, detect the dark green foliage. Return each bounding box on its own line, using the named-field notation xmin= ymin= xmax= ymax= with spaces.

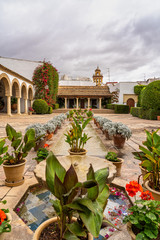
xmin=123 ymin=200 xmax=160 ymax=240
xmin=134 ymin=85 xmax=146 ymax=95
xmin=141 ymin=81 xmax=160 ymax=110
xmin=48 ymin=106 xmax=53 ymax=114
xmin=106 ymin=104 xmax=115 ymax=109
xmin=33 ymin=99 xmax=49 ymax=114
xmin=114 ymin=104 xmax=129 ymax=114
xmin=131 ymin=107 xmax=160 ymax=120
xmin=105 ymin=152 xmax=120 ymax=162
xmin=33 ymin=148 xmax=49 ymax=163
xmin=54 ymin=103 xmax=59 ymax=109
xmin=11 ymin=97 xmax=17 ymax=104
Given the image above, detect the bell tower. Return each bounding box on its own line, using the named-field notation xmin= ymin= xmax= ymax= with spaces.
xmin=93 ymin=66 xmax=103 ymax=86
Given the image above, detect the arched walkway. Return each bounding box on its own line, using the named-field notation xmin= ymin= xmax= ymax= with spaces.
xmin=28 ymin=86 xmax=33 ymax=108
xmin=0 ymin=74 xmax=11 ymax=115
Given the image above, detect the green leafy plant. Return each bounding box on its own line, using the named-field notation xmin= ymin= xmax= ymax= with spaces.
xmin=1 ymin=124 xmax=36 ymax=165
xmin=86 ymin=108 xmax=93 ymax=118
xmin=33 ymin=147 xmax=49 ymax=163
xmin=64 ymin=116 xmax=92 ymax=152
xmin=124 ymin=181 xmax=160 ymax=240
xmin=46 ymin=152 xmax=110 ymax=239
xmin=11 ymin=97 xmax=17 ymax=105
xmin=0 ymin=200 xmax=11 ymax=234
xmin=138 ymin=129 xmax=160 ymax=191
xmin=0 ymin=138 xmax=8 ymax=165
xmin=105 ymin=152 xmax=120 ymax=162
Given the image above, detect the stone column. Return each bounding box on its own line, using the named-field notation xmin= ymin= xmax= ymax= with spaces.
xmin=76 ymin=98 xmax=79 ymax=109
xmin=65 ymin=98 xmax=67 ymax=109
xmin=25 ymin=99 xmax=28 ymax=114
xmin=99 ymin=98 xmax=102 ymax=109
xmin=88 ymin=98 xmax=90 ymax=109
xmin=7 ymin=96 xmax=11 ymax=116
xmin=17 ymin=97 xmax=21 ymax=115
xmin=31 ymin=100 xmax=33 ymax=107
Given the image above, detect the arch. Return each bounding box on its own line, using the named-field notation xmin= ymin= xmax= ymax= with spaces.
xmin=12 ymin=78 xmax=21 ymax=98
xmin=127 ymin=98 xmax=135 ymax=110
xmin=0 ymin=73 xmax=11 ymax=96
xmin=28 ymin=85 xmax=33 ymax=100
xmin=21 ymin=82 xmax=28 ymax=99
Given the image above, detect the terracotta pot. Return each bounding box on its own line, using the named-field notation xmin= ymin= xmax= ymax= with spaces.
xmin=113 ymin=135 xmax=126 ymax=149
xmin=111 ymin=158 xmax=124 ymax=177
xmin=157 ymin=116 xmax=160 ymax=121
xmin=93 ymin=118 xmax=96 ymax=124
xmin=97 ymin=123 xmax=100 ymax=129
xmin=54 ymin=126 xmax=58 ymax=134
xmin=3 ymin=160 xmax=26 ymax=187
xmin=11 ymin=103 xmax=17 ymax=111
xmin=33 ymin=217 xmax=93 ymax=240
xmin=127 ymin=222 xmax=136 ymax=240
xmin=28 ymin=112 xmax=32 ymax=115
xmin=105 ymin=130 xmax=112 ymax=140
xmin=46 ymin=133 xmax=53 ymax=140
xmin=144 ymin=180 xmax=160 ymax=201
xmin=34 ymin=138 xmax=47 ymax=151
xmin=68 ymin=149 xmax=87 ymax=155
xmin=0 ymin=213 xmax=12 ymax=240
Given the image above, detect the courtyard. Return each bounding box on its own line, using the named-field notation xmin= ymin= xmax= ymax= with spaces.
xmin=0 ymin=112 xmax=160 ymax=240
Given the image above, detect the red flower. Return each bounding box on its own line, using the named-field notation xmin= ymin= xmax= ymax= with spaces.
xmin=126 ymin=181 xmax=143 ymax=197
xmin=0 ymin=210 xmax=6 ymax=225
xmin=140 ymin=190 xmax=154 ymax=200
xmin=44 ymin=144 xmax=49 ymax=148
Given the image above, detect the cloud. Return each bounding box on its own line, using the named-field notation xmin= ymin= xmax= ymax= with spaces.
xmin=0 ymin=0 xmax=160 ymax=82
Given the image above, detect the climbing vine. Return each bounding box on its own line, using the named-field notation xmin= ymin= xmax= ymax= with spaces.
xmin=32 ymin=61 xmax=59 ymax=106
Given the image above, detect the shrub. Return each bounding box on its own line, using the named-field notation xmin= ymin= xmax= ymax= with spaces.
xmin=114 ymin=104 xmax=129 ymax=114
xmin=134 ymin=85 xmax=146 ymax=95
xmin=106 ymin=104 xmax=115 ymax=109
xmin=141 ymin=80 xmax=160 ymax=110
xmin=32 ymin=99 xmax=49 ymax=114
xmin=54 ymin=103 xmax=59 ymax=109
xmin=130 ymin=107 xmax=143 ymax=117
xmin=48 ymin=106 xmax=53 ymax=114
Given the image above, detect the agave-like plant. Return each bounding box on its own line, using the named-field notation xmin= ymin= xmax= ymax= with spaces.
xmin=64 ymin=117 xmax=92 ymax=152
xmin=46 ymin=152 xmax=110 ymax=239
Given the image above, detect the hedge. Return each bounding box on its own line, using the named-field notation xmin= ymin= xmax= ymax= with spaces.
xmin=106 ymin=104 xmax=115 ymax=110
xmin=54 ymin=103 xmax=59 ymax=109
xmin=141 ymin=80 xmax=160 ymax=110
xmin=33 ymin=99 xmax=49 ymax=114
xmin=131 ymin=107 xmax=160 ymax=120
xmin=134 ymin=85 xmax=146 ymax=95
xmin=48 ymin=106 xmax=53 ymax=114
xmin=114 ymin=104 xmax=130 ymax=114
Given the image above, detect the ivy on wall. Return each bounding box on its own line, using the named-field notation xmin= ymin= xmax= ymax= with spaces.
xmin=32 ymin=61 xmax=59 ymax=106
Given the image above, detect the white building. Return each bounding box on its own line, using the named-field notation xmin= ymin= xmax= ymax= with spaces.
xmin=0 ymin=56 xmax=42 ymax=115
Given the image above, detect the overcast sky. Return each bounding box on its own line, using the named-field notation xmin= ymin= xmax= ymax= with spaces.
xmin=1 ymin=0 xmax=160 ymax=82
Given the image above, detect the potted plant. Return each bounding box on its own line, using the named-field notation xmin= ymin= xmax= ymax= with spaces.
xmin=108 ymin=122 xmax=132 ymax=148
xmin=102 ymin=121 xmax=113 ymax=139
xmin=28 ymin=107 xmax=34 ymax=115
xmin=137 ymin=129 xmax=160 ymax=200
xmin=43 ymin=122 xmax=56 ymax=140
xmin=11 ymin=97 xmax=17 ymax=111
xmin=0 ymin=200 xmax=11 ymax=240
xmin=65 ymin=116 xmax=92 ymax=155
xmin=123 ymin=180 xmax=160 ymax=240
xmin=33 ymin=147 xmax=49 ymax=164
xmin=33 ymin=152 xmax=110 ymax=240
xmin=0 ymin=97 xmax=5 ymax=111
xmin=86 ymin=108 xmax=93 ymax=118
xmin=26 ymin=123 xmax=46 ymax=151
xmin=105 ymin=152 xmax=124 ymax=177
xmin=0 ymin=124 xmax=36 ymax=187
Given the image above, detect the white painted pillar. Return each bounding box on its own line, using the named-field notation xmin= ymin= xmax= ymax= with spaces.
xmin=17 ymin=97 xmax=21 ymax=115
xmin=76 ymin=98 xmax=79 ymax=109
xmin=99 ymin=98 xmax=102 ymax=109
xmin=65 ymin=98 xmax=67 ymax=109
xmin=7 ymin=96 xmax=11 ymax=116
xmin=88 ymin=98 xmax=90 ymax=109
xmin=25 ymin=99 xmax=28 ymax=114
xmin=31 ymin=100 xmax=33 ymax=107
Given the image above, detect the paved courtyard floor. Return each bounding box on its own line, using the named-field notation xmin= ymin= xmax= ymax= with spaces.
xmin=0 ymin=113 xmax=160 ymax=240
